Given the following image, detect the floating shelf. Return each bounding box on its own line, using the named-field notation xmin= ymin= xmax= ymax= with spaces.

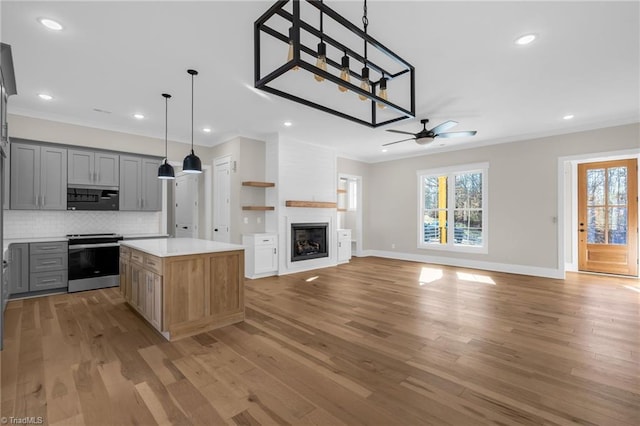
xmin=242 ymin=206 xmax=275 ymax=211
xmin=337 ymin=208 xmax=347 ymax=212
xmin=285 ymin=200 xmax=337 ymax=208
xmin=242 ymin=181 xmax=275 ymax=187
xmin=337 ymin=189 xmax=347 ymax=194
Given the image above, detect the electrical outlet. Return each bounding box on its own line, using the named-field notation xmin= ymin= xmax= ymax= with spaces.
xmin=391 ymin=243 xmax=396 ymax=249
xmin=257 ymin=217 xmax=262 ymax=224
xmin=243 ymin=217 xmax=248 ymax=224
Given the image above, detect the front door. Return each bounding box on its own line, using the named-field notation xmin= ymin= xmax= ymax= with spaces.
xmin=578 ymin=159 xmax=638 ymax=276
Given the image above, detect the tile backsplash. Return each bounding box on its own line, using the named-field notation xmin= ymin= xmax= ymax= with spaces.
xmin=3 ymin=210 xmax=162 ymax=239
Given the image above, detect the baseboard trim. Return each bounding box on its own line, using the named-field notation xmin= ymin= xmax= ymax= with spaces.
xmin=360 ymin=250 xmax=565 ymax=279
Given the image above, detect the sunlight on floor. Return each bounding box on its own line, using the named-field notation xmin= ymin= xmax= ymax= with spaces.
xmin=419 ymin=267 xmax=443 ymax=285
xmin=305 ymin=276 xmax=320 ymax=282
xmin=456 ymin=272 xmax=496 ymax=285
xmin=623 ymin=285 xmax=640 ymax=293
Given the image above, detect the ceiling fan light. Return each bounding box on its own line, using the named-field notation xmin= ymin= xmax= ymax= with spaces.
xmin=416 ymin=137 xmax=433 ymax=145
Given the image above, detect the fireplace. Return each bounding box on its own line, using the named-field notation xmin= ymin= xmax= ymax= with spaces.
xmin=291 ymin=223 xmax=329 ymax=262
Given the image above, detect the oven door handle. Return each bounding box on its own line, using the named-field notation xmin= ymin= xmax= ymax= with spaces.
xmin=69 ymin=243 xmax=121 ymax=249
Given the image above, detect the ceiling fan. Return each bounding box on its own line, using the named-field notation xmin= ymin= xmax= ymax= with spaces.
xmin=383 ymin=119 xmax=477 ymax=146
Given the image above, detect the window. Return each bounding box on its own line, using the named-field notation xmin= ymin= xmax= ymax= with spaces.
xmin=417 ymin=162 xmax=488 ymax=252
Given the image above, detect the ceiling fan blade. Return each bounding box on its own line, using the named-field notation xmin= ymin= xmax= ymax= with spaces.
xmin=429 ymin=120 xmax=458 ymax=134
xmin=386 ymin=129 xmax=416 ymax=135
xmin=436 ymin=130 xmax=477 ymax=138
xmin=382 ymin=138 xmax=415 ymax=146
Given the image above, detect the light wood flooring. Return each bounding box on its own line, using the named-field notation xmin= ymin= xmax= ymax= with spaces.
xmin=2 ymin=257 xmax=639 ymax=425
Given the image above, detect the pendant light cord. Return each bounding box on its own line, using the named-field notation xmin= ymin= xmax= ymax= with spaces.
xmin=191 ymin=72 xmax=194 ymax=152
xmin=165 ymin=96 xmax=168 ymax=158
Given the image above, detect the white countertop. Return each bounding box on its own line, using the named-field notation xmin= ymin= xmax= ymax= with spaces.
xmin=4 ymin=237 xmax=68 ymax=259
xmin=120 ymin=238 xmax=245 ymax=258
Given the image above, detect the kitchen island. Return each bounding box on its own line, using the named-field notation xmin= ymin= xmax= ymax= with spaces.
xmin=119 ymin=238 xmax=245 ymax=341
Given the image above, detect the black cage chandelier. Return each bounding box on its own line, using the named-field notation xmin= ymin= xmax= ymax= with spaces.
xmin=254 ymin=0 xmax=415 ymax=128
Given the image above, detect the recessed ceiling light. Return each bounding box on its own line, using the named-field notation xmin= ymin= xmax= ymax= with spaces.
xmin=38 ymin=18 xmax=63 ymax=31
xmin=133 ymin=113 xmax=145 ymax=120
xmin=38 ymin=93 xmax=53 ymax=101
xmin=381 ymin=148 xmax=388 ymax=153
xmin=515 ymin=34 xmax=536 ymax=45
xmin=283 ymin=121 xmax=292 ymax=127
xmin=563 ymin=114 xmax=575 ymax=120
xmin=202 ymin=127 xmax=212 ymax=133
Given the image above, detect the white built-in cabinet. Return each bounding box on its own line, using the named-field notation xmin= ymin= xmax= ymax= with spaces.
xmin=68 ymin=149 xmax=119 ymax=187
xmin=10 ymin=141 xmax=67 ymax=210
xmin=337 ymin=229 xmax=352 ymax=264
xmin=242 ymin=233 xmax=278 ymax=279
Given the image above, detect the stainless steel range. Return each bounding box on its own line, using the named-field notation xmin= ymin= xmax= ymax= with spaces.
xmin=67 ymin=233 xmax=123 ymax=293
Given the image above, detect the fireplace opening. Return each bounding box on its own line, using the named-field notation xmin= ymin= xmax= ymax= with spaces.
xmin=291 ymin=222 xmax=329 ymax=262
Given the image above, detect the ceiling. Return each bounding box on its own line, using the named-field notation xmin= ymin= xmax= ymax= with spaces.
xmin=2 ymin=1 xmax=638 ymax=163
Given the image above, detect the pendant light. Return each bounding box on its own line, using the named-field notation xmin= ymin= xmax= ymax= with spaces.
xmin=157 ymin=93 xmax=175 ymax=179
xmin=314 ymin=1 xmax=327 ymax=82
xmin=183 ymin=69 xmax=202 ymax=174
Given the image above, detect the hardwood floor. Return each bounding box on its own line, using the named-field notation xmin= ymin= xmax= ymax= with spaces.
xmin=2 ymin=256 xmax=639 ymax=425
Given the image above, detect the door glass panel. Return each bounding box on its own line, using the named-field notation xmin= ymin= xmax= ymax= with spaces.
xmin=587 ymin=207 xmax=606 ymax=244
xmin=607 ymin=167 xmax=627 ymax=205
xmin=607 ymin=207 xmax=627 ymax=244
xmin=586 ymin=168 xmax=605 ymax=206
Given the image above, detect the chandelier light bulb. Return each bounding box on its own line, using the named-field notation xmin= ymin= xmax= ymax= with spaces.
xmin=338 ymin=54 xmax=350 ymax=92
xmin=287 ymin=27 xmax=300 ymax=71
xmin=359 ymin=67 xmax=370 ymax=101
xmin=314 ymin=42 xmax=327 ymax=82
xmin=377 ymin=77 xmax=388 ymax=109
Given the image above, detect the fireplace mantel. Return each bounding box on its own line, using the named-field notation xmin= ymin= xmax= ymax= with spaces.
xmin=285 ymin=200 xmax=337 ymax=208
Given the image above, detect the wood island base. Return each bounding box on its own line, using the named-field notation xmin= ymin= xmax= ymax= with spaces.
xmin=119 ymin=243 xmax=245 ymax=341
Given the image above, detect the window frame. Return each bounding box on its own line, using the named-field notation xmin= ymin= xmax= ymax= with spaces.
xmin=417 ymin=162 xmax=489 ymax=254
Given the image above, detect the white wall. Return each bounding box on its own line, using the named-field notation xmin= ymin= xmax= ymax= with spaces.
xmin=362 ymin=123 xmax=640 ymax=278
xmin=266 ymin=135 xmax=338 ymax=274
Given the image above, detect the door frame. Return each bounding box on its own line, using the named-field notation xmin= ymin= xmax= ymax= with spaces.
xmin=338 ymin=173 xmax=364 ymax=256
xmin=162 ymin=160 xmax=212 ymax=239
xmin=558 ymin=149 xmax=640 ymax=276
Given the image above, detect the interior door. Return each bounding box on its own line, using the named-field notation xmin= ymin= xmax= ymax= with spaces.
xmin=578 ymin=159 xmax=638 ymax=276
xmin=213 ymin=157 xmax=231 ymax=243
xmin=174 ymin=174 xmax=198 ymax=238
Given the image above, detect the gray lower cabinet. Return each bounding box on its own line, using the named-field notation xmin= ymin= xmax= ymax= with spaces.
xmin=8 ymin=243 xmax=29 ymax=294
xmin=8 ymin=241 xmax=68 ymax=295
xmin=10 ymin=141 xmax=67 ymax=210
xmin=119 ymin=155 xmax=161 ymax=211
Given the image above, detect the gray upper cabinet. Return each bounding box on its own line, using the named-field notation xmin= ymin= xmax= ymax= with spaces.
xmin=11 ymin=142 xmax=67 ymax=210
xmin=68 ymin=149 xmax=119 ymax=187
xmin=120 ymin=155 xmax=161 ymax=211
xmin=142 ymin=158 xmax=161 ymax=211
